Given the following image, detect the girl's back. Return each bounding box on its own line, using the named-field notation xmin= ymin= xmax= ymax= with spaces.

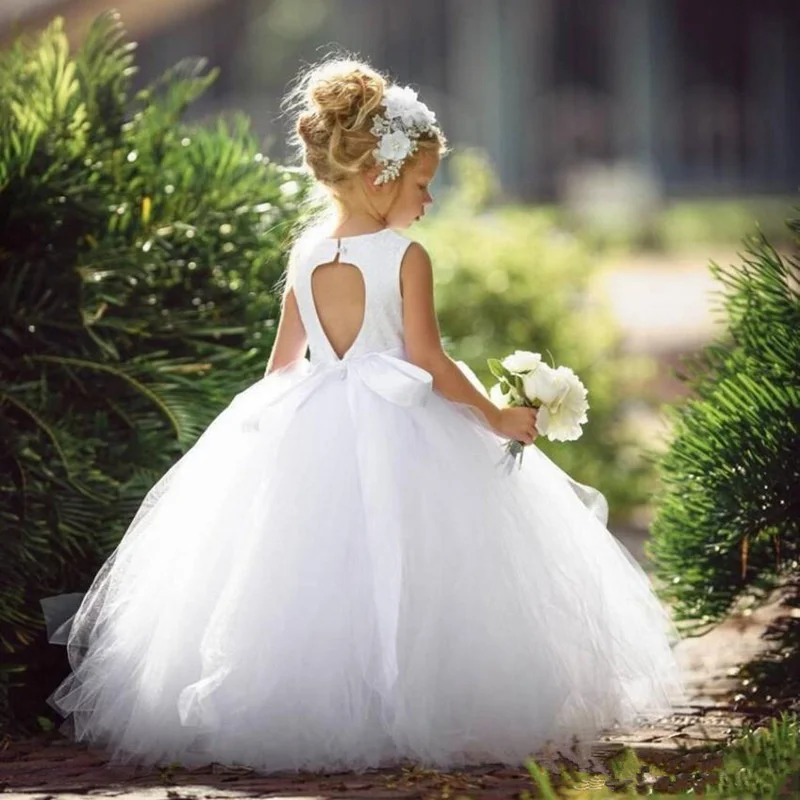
xmin=290 ymin=229 xmax=413 ymax=364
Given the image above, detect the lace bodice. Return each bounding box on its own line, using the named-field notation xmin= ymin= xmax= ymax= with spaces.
xmin=289 ymin=229 xmax=414 ymax=366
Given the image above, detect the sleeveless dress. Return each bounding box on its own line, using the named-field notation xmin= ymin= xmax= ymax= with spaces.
xmin=41 ymin=227 xmax=689 ymax=773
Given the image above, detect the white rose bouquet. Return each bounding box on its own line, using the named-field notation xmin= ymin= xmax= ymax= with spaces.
xmin=487 ymin=349 xmax=589 ymax=468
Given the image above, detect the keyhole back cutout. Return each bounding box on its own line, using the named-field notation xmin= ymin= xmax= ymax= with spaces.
xmin=310 ymin=258 xmax=367 ymax=361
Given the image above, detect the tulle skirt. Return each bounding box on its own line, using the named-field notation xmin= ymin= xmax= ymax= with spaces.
xmin=41 ymin=347 xmax=688 ymax=774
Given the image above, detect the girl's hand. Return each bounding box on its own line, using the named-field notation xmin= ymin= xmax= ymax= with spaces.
xmin=492 ymin=406 xmax=538 ymax=444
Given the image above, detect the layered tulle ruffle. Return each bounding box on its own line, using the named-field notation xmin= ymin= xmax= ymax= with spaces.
xmin=42 ymin=346 xmax=688 ymax=773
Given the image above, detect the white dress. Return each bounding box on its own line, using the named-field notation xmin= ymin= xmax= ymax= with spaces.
xmin=41 ymin=227 xmax=688 ymax=774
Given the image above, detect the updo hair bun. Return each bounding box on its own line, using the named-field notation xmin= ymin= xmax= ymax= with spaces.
xmin=284 ymin=55 xmax=446 ymax=188
xmin=284 ymin=57 xmax=389 ymax=186
xmin=306 ymin=62 xmax=386 ymax=128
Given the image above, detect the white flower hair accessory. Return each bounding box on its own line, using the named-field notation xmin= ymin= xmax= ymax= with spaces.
xmin=370 ymin=84 xmax=440 ymax=185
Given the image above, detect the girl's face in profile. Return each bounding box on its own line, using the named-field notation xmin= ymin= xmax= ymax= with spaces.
xmin=381 ymin=150 xmax=439 ymax=230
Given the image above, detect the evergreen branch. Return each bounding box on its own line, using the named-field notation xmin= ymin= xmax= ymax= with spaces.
xmin=28 ymin=355 xmax=183 ymax=439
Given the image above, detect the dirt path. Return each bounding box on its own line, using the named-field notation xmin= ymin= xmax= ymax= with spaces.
xmin=595 ymin=248 xmax=733 ymax=357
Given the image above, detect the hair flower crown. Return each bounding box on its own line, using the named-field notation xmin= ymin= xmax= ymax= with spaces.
xmin=370 ymin=85 xmax=440 ymax=185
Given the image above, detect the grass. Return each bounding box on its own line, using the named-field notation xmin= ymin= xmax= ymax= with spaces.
xmin=518 ymin=710 xmax=799 ymax=798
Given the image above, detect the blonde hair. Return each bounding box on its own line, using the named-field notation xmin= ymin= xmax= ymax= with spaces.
xmin=283 ymin=55 xmax=447 ymax=187
xmin=275 ymin=55 xmax=447 ymax=298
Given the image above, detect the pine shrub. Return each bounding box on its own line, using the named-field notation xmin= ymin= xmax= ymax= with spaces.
xmin=0 ymin=12 xmax=306 ymax=723
xmin=650 ymin=206 xmax=800 ymax=628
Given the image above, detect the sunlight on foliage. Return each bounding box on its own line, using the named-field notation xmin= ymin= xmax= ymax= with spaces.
xmin=515 ymin=713 xmax=799 ymax=798
xmin=0 ymin=12 xmax=307 ymax=726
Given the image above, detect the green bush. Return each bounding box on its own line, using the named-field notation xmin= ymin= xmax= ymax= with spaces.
xmin=711 ymin=711 xmax=800 ymax=799
xmin=0 ymin=12 xmax=305 ymax=724
xmin=655 ymin=197 xmax=798 ymax=253
xmin=418 ymin=154 xmax=653 ymax=517
xmin=544 ymin=196 xmax=798 ymax=257
xmin=649 ymin=206 xmax=800 ymax=629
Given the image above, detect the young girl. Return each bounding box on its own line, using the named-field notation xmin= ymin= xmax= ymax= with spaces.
xmin=42 ymin=57 xmax=688 ymax=774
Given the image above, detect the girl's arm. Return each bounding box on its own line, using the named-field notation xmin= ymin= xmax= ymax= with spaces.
xmin=264 ymin=285 xmax=308 ymax=375
xmin=400 ymin=242 xmax=502 ymax=430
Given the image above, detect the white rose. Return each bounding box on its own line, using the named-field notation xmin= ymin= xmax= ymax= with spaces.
xmin=407 ymin=101 xmax=437 ymax=128
xmin=536 ymin=405 xmax=583 ymax=442
xmin=375 ymin=130 xmax=412 ymax=163
xmin=551 ymin=367 xmax=588 ymax=413
xmin=383 ymin=85 xmax=420 ymax=120
xmin=489 ymin=382 xmax=509 ymax=408
xmin=382 ymin=86 xmax=438 ymax=129
xmin=536 ymin=367 xmax=589 ymax=441
xmin=501 ymin=350 xmax=541 ymax=374
xmin=521 ymin=363 xmax=561 ymax=405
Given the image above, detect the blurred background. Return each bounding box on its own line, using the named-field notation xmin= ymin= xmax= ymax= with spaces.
xmin=4 ymin=0 xmax=800 ymax=199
